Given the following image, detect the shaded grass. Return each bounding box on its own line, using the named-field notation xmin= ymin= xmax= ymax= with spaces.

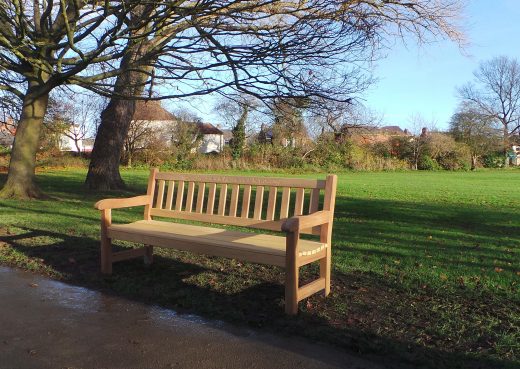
xmin=0 ymin=168 xmax=519 ymax=369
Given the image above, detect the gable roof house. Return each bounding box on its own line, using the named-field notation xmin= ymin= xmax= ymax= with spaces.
xmin=132 ymin=101 xmax=224 ymax=154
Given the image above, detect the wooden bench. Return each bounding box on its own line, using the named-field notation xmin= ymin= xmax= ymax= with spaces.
xmin=94 ymin=169 xmax=337 ymax=314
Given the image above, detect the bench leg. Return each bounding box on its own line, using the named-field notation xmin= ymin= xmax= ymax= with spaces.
xmin=285 ymin=232 xmax=299 ymax=315
xmin=320 ymin=249 xmax=331 ymax=296
xmin=144 ymin=245 xmax=154 ymax=265
xmin=100 ymin=236 xmax=112 ymax=275
xmin=100 ymin=209 xmax=112 ymax=275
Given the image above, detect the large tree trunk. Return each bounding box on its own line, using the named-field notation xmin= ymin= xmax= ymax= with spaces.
xmin=85 ymin=43 xmax=151 ymax=191
xmin=85 ymin=97 xmax=138 ymax=190
xmin=0 ymin=86 xmax=49 ymax=199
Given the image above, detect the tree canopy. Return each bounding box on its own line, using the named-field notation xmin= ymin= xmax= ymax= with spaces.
xmin=0 ymin=0 xmax=465 ymax=198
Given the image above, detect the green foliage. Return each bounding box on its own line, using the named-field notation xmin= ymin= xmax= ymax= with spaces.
xmin=230 ymin=105 xmax=247 ymax=160
xmin=482 ymin=152 xmax=506 ymax=168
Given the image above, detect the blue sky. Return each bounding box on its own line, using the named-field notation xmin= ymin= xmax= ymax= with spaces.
xmin=363 ymin=0 xmax=520 ymax=130
xmin=166 ymin=1 xmax=520 ymax=131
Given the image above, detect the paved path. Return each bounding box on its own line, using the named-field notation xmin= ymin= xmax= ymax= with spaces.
xmin=0 ymin=267 xmax=384 ymax=369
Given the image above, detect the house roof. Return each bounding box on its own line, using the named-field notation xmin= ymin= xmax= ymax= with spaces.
xmin=197 ymin=122 xmax=223 ymax=135
xmin=380 ymin=125 xmax=405 ymax=134
xmin=133 ymin=100 xmax=176 ymax=121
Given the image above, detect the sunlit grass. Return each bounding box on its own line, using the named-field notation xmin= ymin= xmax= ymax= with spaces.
xmin=0 ymin=168 xmax=519 ymax=369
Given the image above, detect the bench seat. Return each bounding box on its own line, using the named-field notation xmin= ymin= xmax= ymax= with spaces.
xmin=108 ymin=220 xmax=327 ymax=267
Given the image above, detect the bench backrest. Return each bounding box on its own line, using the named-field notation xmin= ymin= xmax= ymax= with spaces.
xmin=144 ymin=169 xmax=337 ymax=235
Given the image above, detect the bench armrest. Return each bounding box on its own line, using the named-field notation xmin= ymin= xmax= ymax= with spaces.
xmin=94 ymin=195 xmax=151 ymax=210
xmin=281 ymin=210 xmax=331 ymax=233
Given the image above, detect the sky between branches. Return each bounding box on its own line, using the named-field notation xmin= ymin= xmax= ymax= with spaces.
xmin=162 ymin=0 xmax=520 ymax=132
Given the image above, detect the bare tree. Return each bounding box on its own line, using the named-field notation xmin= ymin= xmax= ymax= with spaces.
xmin=45 ymin=92 xmax=100 ymax=155
xmin=0 ymin=1 xmax=183 ymax=198
xmin=86 ymin=0 xmax=466 ymax=190
xmin=123 ymin=120 xmax=155 ymax=168
xmin=214 ymin=96 xmax=259 ymax=160
xmin=407 ymin=114 xmax=435 ymax=170
xmin=449 ymin=103 xmax=502 ymax=169
xmin=308 ymin=100 xmax=382 ymax=142
xmin=0 ymin=0 xmax=465 ymax=197
xmin=458 ymin=56 xmax=520 ymax=165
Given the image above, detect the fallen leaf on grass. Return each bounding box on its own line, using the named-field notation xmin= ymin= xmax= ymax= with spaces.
xmin=494 ymin=267 xmax=504 ymax=273
xmin=439 ymin=273 xmax=448 ymax=281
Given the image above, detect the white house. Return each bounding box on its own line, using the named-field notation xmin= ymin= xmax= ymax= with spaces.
xmin=512 ymin=145 xmax=520 ymax=166
xmin=132 ymin=101 xmax=225 ymax=153
xmin=58 ymin=126 xmax=94 ymax=153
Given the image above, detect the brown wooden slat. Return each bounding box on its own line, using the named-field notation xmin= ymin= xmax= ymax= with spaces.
xmin=218 ymin=184 xmax=228 ymax=216
xmin=241 ymin=185 xmax=252 ymax=218
xmin=280 ymin=187 xmax=291 ymax=219
xmin=229 ymin=184 xmax=239 ymax=217
xmin=155 ymin=180 xmax=165 ymax=209
xmin=186 ymin=182 xmax=195 ymax=212
xmin=309 ymin=188 xmax=320 ymax=214
xmin=266 ymin=186 xmax=277 ymax=220
xmin=294 ymin=188 xmax=305 ymax=216
xmin=165 ymin=181 xmax=175 ymax=210
xmin=253 ymin=186 xmax=264 ymax=220
xmin=175 ymin=180 xmax=185 ymax=211
xmin=156 ymin=173 xmax=326 ymax=189
xmin=207 ymin=183 xmax=217 ymax=215
xmin=195 ymin=182 xmax=206 ymax=213
xmin=148 ymin=209 xmax=319 ymax=235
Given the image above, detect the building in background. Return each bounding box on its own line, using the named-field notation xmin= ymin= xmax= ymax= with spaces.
xmin=132 ymin=101 xmax=224 ymax=154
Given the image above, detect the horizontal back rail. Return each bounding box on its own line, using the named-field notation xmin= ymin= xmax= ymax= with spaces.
xmin=149 ymin=170 xmax=333 ymax=235
xmin=155 ymin=173 xmax=326 ymax=189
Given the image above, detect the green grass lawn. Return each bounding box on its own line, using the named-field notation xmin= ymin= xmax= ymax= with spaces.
xmin=1 ymin=168 xmax=519 ymax=369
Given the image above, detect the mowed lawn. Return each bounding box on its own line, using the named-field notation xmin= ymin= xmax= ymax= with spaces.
xmin=0 ymin=169 xmax=519 ymax=369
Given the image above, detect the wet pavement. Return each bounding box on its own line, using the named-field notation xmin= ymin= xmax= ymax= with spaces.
xmin=0 ymin=267 xmax=384 ymax=369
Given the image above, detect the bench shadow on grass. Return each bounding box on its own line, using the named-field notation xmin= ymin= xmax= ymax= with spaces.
xmin=1 ymin=226 xmax=515 ymax=369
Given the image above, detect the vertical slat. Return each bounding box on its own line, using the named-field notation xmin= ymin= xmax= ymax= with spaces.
xmin=165 ymin=181 xmax=175 ymax=210
xmin=294 ymin=188 xmax=304 ymax=216
xmin=241 ymin=185 xmax=252 ymax=218
xmin=175 ymin=180 xmax=185 ymax=211
xmin=253 ymin=186 xmax=264 ymax=220
xmin=155 ymin=180 xmax=165 ymax=209
xmin=207 ymin=183 xmax=217 ymax=214
xmin=309 ymin=188 xmax=320 ymax=214
xmin=266 ymin=186 xmax=277 ymax=220
xmin=229 ymin=184 xmax=239 ymax=217
xmin=218 ymin=184 xmax=228 ymax=216
xmin=195 ymin=182 xmax=206 ymax=213
xmin=186 ymin=181 xmax=195 ymax=212
xmin=144 ymin=168 xmax=158 ymax=220
xmin=280 ymin=187 xmax=291 ymax=219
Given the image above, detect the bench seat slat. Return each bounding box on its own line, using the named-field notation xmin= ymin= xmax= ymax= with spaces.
xmin=108 ymin=220 xmax=326 ymax=264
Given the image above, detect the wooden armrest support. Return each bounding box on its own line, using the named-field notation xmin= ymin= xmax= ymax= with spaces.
xmin=95 ymin=195 xmax=151 ymax=210
xmin=281 ymin=210 xmax=331 ymax=233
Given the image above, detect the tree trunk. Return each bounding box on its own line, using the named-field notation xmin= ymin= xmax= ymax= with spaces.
xmin=85 ymin=97 xmax=138 ymax=190
xmin=471 ymin=154 xmax=477 ymax=170
xmin=74 ymin=138 xmax=82 ymax=157
xmin=0 ymin=86 xmax=49 ymax=199
xmin=85 ymin=43 xmax=151 ymax=190
xmin=503 ymin=124 xmax=510 ymax=167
